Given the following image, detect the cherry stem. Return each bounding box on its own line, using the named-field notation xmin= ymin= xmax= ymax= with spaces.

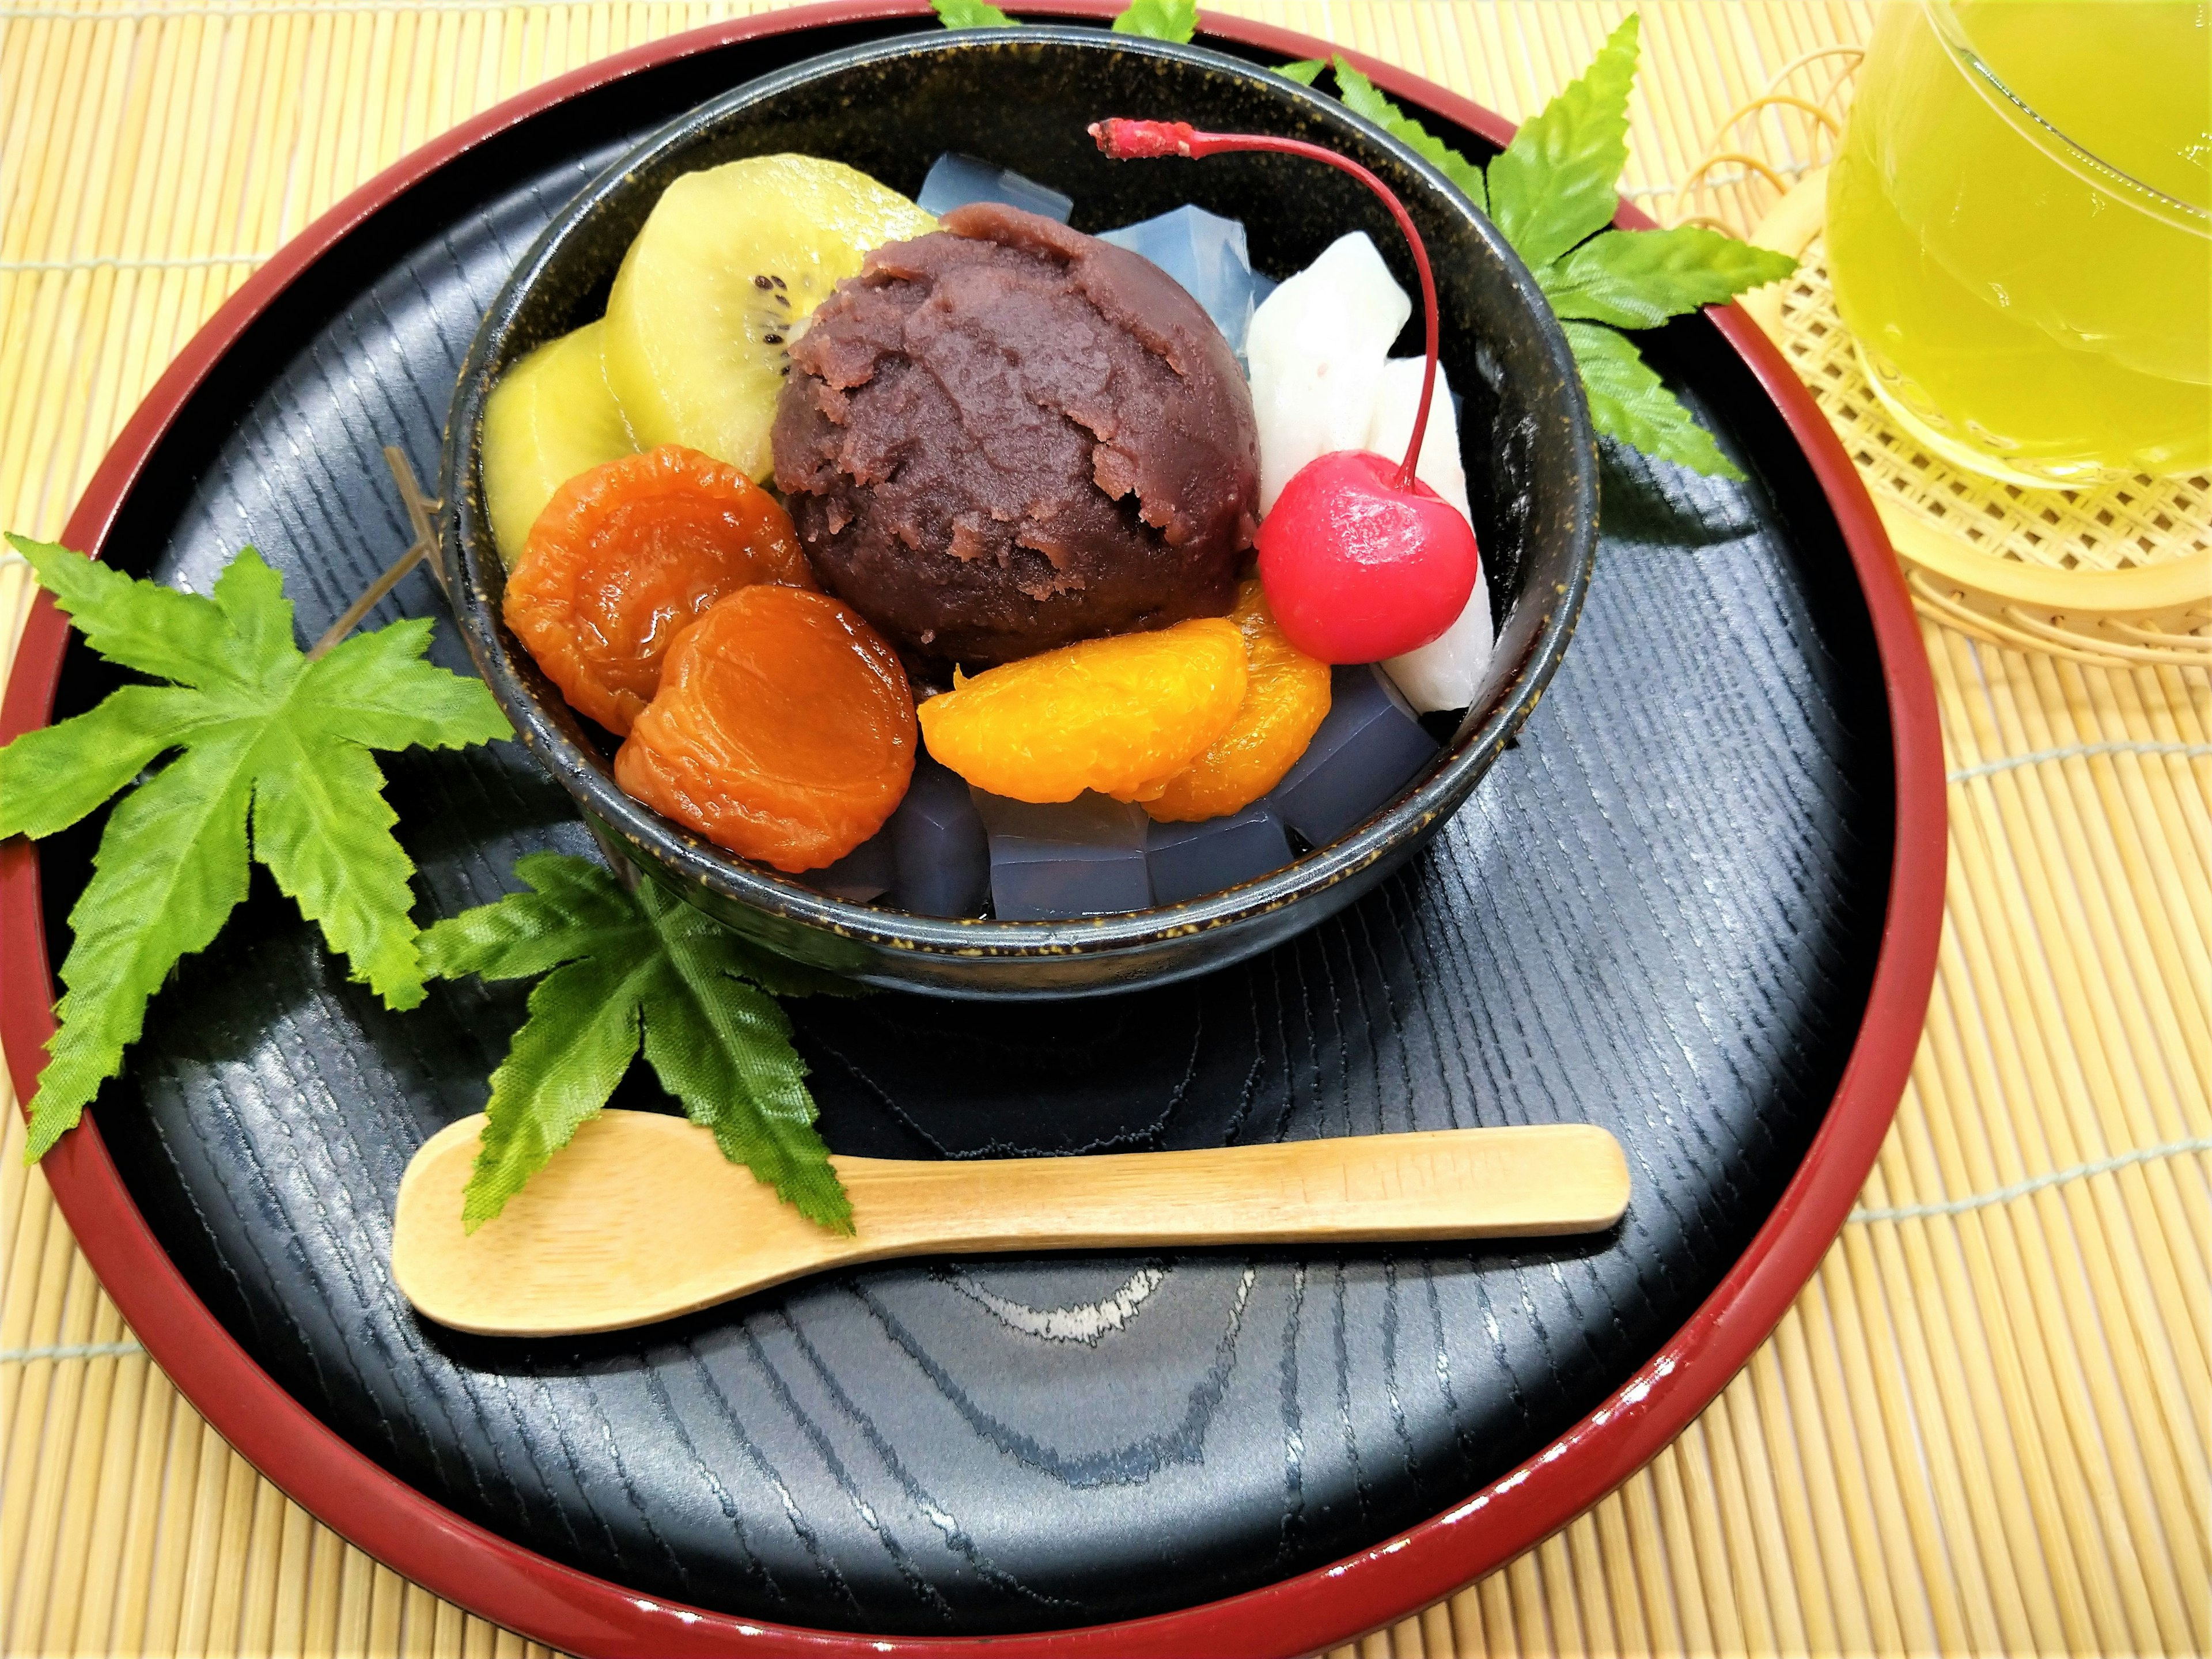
xmin=1091 ymin=118 xmax=1440 ymax=493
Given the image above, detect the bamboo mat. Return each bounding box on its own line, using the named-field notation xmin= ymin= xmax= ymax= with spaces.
xmin=1 ymin=3 xmax=2206 ymax=1654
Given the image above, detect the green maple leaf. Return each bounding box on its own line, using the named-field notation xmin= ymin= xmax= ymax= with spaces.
xmin=420 ymin=853 xmax=857 ymax=1234
xmin=0 ymin=535 xmax=511 ymax=1161
xmin=1539 ymin=225 xmax=1796 ymax=329
xmin=931 ymin=0 xmax=1018 ymax=24
xmin=1331 ymin=57 xmax=1489 ymax=216
xmin=1281 ymin=16 xmax=1788 ymax=478
xmin=1110 ymin=0 xmax=1197 ymax=41
xmin=1277 ymin=58 xmax=1327 ymax=86
xmin=1485 ymin=13 xmax=1642 ymax=270
xmin=1562 ymin=321 xmax=1743 ymax=479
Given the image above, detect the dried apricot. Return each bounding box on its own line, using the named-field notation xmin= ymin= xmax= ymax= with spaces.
xmin=916 ymin=618 xmax=1248 ymax=804
xmin=1145 ymin=579 xmax=1332 ymax=822
xmin=503 ymin=444 xmax=814 ymax=734
xmin=613 ymin=586 xmax=915 ymax=872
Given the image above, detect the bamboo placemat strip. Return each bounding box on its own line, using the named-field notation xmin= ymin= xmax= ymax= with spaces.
xmin=3 ymin=5 xmax=2207 ymax=1656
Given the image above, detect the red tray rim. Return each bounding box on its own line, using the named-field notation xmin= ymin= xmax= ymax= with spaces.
xmin=0 ymin=5 xmax=1945 ymax=1654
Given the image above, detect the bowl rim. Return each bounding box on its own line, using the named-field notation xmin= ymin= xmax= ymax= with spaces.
xmin=437 ymin=18 xmax=1599 ymax=971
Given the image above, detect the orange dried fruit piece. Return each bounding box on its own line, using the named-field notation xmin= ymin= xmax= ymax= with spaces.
xmin=1145 ymin=578 xmax=1332 ymax=823
xmin=917 ymin=618 xmax=1248 ymax=805
xmin=615 ymin=585 xmax=916 ymax=873
xmin=503 ymin=443 xmax=813 ymax=735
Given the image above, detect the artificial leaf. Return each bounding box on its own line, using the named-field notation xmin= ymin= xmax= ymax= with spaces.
xmin=1270 ymin=15 xmax=1768 ymax=485
xmin=1110 ymin=0 xmax=1196 ymax=41
xmin=1330 ymin=57 xmax=1489 ymax=216
xmin=1485 ymin=13 xmax=1640 ymax=270
xmin=0 ymin=686 xmax=217 ymax=841
xmin=1276 ymin=58 xmax=1327 ymax=86
xmin=31 ymin=736 xmax=255 ymax=1161
xmin=1540 ymin=226 xmax=1796 ymax=329
xmin=931 ymin=0 xmax=1018 ymax=24
xmin=639 ymin=884 xmax=846 ymax=1219
xmin=418 ymin=849 xmax=639 ymax=982
xmin=0 ymin=535 xmax=510 ymax=1161
xmin=423 ymin=853 xmax=854 ymax=1234
xmin=1562 ymin=320 xmax=1744 ymax=480
xmin=463 ymin=955 xmax=649 ymax=1233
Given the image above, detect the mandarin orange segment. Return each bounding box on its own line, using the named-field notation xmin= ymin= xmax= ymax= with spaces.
xmin=613 ymin=585 xmax=915 ymax=873
xmin=916 ymin=618 xmax=1247 ymax=805
xmin=1145 ymin=578 xmax=1333 ymax=823
xmin=502 ymin=443 xmax=814 ymax=734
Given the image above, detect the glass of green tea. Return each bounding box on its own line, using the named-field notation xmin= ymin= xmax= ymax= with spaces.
xmin=1826 ymin=1 xmax=2209 ymax=484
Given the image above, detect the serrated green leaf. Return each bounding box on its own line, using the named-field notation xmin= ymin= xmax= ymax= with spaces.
xmin=1563 ymin=320 xmax=1744 ymax=480
xmin=641 ymin=885 xmax=851 ymax=1233
xmin=931 ymin=0 xmax=1017 ymax=24
xmin=2 ymin=538 xmax=510 ymax=1161
xmin=429 ymin=853 xmax=853 ymax=1234
xmin=250 ymin=736 xmax=423 ymax=1007
xmin=25 ymin=732 xmax=256 ymax=1158
xmin=1539 ymin=226 xmax=1797 ymax=329
xmin=1277 ymin=58 xmax=1327 ymax=85
xmin=6 ymin=535 xmax=251 ymax=691
xmin=463 ymin=955 xmax=651 ymax=1232
xmin=210 ymin=546 xmax=301 ymax=680
xmin=1330 ymin=57 xmax=1489 ymax=216
xmin=648 ymin=887 xmax=865 ymax=1002
xmin=1486 ymin=13 xmax=1639 ymax=270
xmin=1110 ymin=0 xmax=1196 ymax=41
xmin=420 ymin=853 xmax=641 ymax=983
xmin=301 ymin=618 xmax=515 ymax=753
xmin=0 ymin=686 xmax=218 ymax=841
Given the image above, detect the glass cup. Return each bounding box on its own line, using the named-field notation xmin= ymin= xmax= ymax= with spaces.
xmin=1826 ymin=0 xmax=2210 ymax=485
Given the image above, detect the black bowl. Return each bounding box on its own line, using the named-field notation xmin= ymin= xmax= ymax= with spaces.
xmin=440 ymin=23 xmax=1597 ymax=998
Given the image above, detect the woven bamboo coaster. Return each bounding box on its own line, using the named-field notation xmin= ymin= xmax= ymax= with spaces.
xmin=1676 ymin=46 xmax=2212 ymax=671
xmin=2 ymin=5 xmax=2206 ymax=1656
xmin=1737 ymin=178 xmax=2212 ymax=669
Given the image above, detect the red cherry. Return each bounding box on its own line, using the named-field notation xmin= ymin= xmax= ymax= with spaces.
xmin=1093 ymin=119 xmax=1482 ymax=668
xmin=1256 ymin=450 xmax=1479 ymax=664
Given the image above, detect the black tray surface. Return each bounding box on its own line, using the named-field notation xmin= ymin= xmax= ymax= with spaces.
xmin=39 ymin=18 xmax=1892 ymax=1637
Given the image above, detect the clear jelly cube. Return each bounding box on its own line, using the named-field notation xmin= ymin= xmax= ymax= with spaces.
xmin=973 ymin=790 xmax=1153 ymax=920
xmin=1145 ymin=804 xmax=1293 ymax=906
xmin=1266 ymin=664 xmax=1441 ymax=846
xmin=800 ymin=828 xmax=895 ymax=904
xmin=1100 ymin=204 xmax=1260 ymax=354
xmin=917 ymin=154 xmax=1074 ymax=224
xmin=889 ymin=756 xmax=990 ymax=917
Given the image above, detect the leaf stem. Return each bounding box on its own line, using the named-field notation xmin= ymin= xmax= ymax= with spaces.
xmin=308 ymin=447 xmax=445 ymax=662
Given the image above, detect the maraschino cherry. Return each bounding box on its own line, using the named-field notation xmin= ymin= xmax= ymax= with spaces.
xmin=1091 ymin=118 xmax=1479 ymax=665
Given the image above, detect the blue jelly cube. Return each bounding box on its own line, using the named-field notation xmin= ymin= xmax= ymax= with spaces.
xmin=1100 ymin=205 xmax=1259 ymax=354
xmin=1145 ymin=804 xmax=1293 ymax=906
xmin=917 ymin=153 xmax=1074 ymax=223
xmin=974 ymin=790 xmax=1153 ymax=920
xmin=889 ymin=757 xmax=990 ymax=917
xmin=800 ymin=828 xmax=895 ymax=904
xmin=1267 ymin=664 xmax=1441 ymax=846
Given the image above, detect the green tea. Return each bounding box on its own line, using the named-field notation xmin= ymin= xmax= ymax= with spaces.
xmin=1827 ymin=1 xmax=2210 ymax=481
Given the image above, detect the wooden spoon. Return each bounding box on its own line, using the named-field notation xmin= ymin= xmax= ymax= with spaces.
xmin=391 ymin=1109 xmax=1631 ymax=1336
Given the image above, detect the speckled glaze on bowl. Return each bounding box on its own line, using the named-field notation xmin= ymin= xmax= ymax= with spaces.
xmin=440 ymin=24 xmax=1597 ymax=998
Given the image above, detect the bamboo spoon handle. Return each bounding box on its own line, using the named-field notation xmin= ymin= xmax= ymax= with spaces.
xmin=851 ymin=1122 xmax=1631 ymax=1248
xmin=392 ymin=1111 xmax=1631 ymax=1338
